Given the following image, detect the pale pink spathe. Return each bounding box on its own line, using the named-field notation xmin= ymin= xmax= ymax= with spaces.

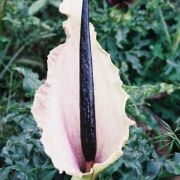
xmin=31 ymin=0 xmax=134 ymax=178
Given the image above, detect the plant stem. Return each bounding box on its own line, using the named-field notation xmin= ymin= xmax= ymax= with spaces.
xmin=158 ymin=8 xmax=171 ymax=44
xmin=0 ymin=0 xmax=7 ymax=34
xmin=0 ymin=45 xmax=25 ymax=80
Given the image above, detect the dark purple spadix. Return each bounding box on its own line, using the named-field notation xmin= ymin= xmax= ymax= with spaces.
xmin=80 ymin=0 xmax=97 ymax=168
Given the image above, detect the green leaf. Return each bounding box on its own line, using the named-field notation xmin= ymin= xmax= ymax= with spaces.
xmin=126 ymin=53 xmax=142 ymax=74
xmin=0 ymin=166 xmax=12 ymax=180
xmin=123 ymin=83 xmax=177 ymax=104
xmin=28 ymin=167 xmax=57 ymax=180
xmin=14 ymin=67 xmax=42 ymax=96
xmin=48 ymin=0 xmax=60 ymax=8
xmin=0 ymin=35 xmax=8 ymax=42
xmin=28 ymin=0 xmax=48 ymax=16
xmin=145 ymin=160 xmax=162 ymax=177
xmin=98 ymin=127 xmax=162 ymax=180
xmin=165 ymin=161 xmax=180 ymax=175
xmin=124 ymin=83 xmax=178 ymax=130
xmin=0 ymin=0 xmax=7 ymax=33
xmin=174 ymin=153 xmax=180 ymax=165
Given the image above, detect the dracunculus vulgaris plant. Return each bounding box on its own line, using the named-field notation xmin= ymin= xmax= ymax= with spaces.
xmin=32 ymin=0 xmax=134 ymax=179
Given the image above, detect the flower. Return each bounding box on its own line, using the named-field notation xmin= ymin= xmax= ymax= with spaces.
xmin=31 ymin=0 xmax=134 ymax=179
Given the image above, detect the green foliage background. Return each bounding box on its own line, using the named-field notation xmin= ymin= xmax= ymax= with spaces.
xmin=0 ymin=0 xmax=179 ymax=179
